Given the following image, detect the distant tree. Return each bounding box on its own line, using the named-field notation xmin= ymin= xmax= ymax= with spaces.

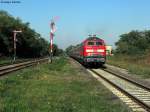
xmin=115 ymin=30 xmax=150 ymax=55
xmin=53 ymin=44 xmax=64 ymax=56
xmin=65 ymin=45 xmax=75 ymax=55
xmin=0 ymin=10 xmax=50 ymax=58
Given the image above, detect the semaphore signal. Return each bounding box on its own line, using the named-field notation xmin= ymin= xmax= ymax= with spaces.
xmin=13 ymin=30 xmax=22 ymax=62
xmin=49 ymin=17 xmax=58 ymax=63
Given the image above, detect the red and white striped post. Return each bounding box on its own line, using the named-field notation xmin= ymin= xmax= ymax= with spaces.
xmin=49 ymin=20 xmax=56 ymax=63
xmin=50 ymin=32 xmax=53 ymax=53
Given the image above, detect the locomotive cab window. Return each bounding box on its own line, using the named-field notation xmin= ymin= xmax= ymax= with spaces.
xmin=87 ymin=42 xmax=94 ymax=45
xmin=96 ymin=42 xmax=103 ymax=45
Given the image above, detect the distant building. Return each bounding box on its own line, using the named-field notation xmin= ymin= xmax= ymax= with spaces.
xmin=106 ymin=45 xmax=113 ymax=56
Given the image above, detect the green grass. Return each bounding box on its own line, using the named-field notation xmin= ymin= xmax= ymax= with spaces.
xmin=0 ymin=57 xmax=33 ymax=66
xmin=0 ymin=57 xmax=12 ymax=65
xmin=107 ymin=54 xmax=150 ymax=78
xmin=0 ymin=57 xmax=130 ymax=112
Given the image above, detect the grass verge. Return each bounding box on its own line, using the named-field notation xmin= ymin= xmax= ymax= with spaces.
xmin=107 ymin=55 xmax=150 ymax=78
xmin=0 ymin=57 xmax=130 ymax=112
xmin=0 ymin=57 xmax=29 ymax=65
xmin=0 ymin=57 xmax=12 ymax=65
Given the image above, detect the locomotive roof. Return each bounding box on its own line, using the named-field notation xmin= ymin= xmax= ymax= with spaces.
xmin=87 ymin=37 xmax=100 ymax=40
xmin=84 ymin=37 xmax=104 ymax=43
xmin=82 ymin=36 xmax=104 ymax=44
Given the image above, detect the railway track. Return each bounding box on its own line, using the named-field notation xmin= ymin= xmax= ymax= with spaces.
xmin=0 ymin=59 xmax=34 ymax=67
xmin=0 ymin=58 xmax=48 ymax=76
xmin=88 ymin=68 xmax=150 ymax=112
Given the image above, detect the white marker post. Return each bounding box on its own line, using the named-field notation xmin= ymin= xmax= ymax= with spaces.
xmin=13 ymin=30 xmax=22 ymax=62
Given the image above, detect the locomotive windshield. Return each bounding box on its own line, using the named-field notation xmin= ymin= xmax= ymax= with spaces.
xmin=96 ymin=42 xmax=103 ymax=45
xmin=87 ymin=41 xmax=103 ymax=46
xmin=87 ymin=42 xmax=94 ymax=45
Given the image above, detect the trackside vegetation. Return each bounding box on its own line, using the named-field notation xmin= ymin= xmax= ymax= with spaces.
xmin=108 ymin=30 xmax=150 ymax=78
xmin=0 ymin=10 xmax=63 ymax=58
xmin=107 ymin=54 xmax=150 ymax=78
xmin=115 ymin=30 xmax=150 ymax=55
xmin=0 ymin=57 xmax=130 ymax=112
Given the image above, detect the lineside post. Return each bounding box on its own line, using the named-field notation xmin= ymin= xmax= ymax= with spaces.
xmin=49 ymin=20 xmax=56 ymax=63
xmin=49 ymin=32 xmax=54 ymax=63
xmin=13 ymin=30 xmax=22 ymax=62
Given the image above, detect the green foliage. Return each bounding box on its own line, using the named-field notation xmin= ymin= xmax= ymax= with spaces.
xmin=52 ymin=44 xmax=64 ymax=56
xmin=115 ymin=30 xmax=150 ymax=55
xmin=107 ymin=54 xmax=150 ymax=78
xmin=0 ymin=10 xmax=49 ymax=58
xmin=0 ymin=57 xmax=130 ymax=112
xmin=65 ymin=45 xmax=75 ymax=55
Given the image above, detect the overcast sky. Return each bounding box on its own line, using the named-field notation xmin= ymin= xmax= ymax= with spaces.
xmin=1 ymin=0 xmax=150 ymax=49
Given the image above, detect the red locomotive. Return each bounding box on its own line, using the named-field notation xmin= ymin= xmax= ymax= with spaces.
xmin=69 ymin=35 xmax=106 ymax=66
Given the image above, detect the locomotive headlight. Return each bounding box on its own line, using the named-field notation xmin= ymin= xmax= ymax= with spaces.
xmin=86 ymin=49 xmax=94 ymax=52
xmin=97 ymin=49 xmax=104 ymax=52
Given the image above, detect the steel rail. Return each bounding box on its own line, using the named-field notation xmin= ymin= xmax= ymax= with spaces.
xmin=0 ymin=58 xmax=48 ymax=76
xmin=0 ymin=59 xmax=31 ymax=67
xmin=103 ymin=68 xmax=150 ymax=92
xmin=90 ymin=69 xmax=150 ymax=112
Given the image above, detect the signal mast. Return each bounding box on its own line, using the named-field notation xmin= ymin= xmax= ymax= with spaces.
xmin=13 ymin=30 xmax=22 ymax=62
xmin=49 ymin=18 xmax=57 ymax=63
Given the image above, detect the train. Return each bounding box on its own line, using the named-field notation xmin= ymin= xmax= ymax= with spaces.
xmin=68 ymin=35 xmax=106 ymax=66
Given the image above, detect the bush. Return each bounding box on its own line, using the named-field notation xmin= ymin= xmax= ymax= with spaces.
xmin=0 ymin=10 xmax=49 ymax=58
xmin=115 ymin=30 xmax=150 ymax=55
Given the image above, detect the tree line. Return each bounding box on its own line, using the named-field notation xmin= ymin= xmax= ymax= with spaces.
xmin=65 ymin=30 xmax=150 ymax=56
xmin=0 ymin=10 xmax=63 ymax=58
xmin=115 ymin=30 xmax=150 ymax=55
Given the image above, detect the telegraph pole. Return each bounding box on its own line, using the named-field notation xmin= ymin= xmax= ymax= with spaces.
xmin=13 ymin=30 xmax=22 ymax=62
